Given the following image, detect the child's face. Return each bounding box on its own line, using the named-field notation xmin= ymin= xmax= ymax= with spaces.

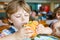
xmin=56 ymin=10 xmax=60 ymax=19
xmin=9 ymin=8 xmax=29 ymax=28
xmin=31 ymin=11 xmax=36 ymax=17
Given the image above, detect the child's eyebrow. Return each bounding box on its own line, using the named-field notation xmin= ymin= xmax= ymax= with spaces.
xmin=15 ymin=13 xmax=22 ymax=15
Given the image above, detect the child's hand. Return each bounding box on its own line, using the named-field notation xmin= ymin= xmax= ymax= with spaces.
xmin=0 ymin=33 xmax=5 ymax=38
xmin=20 ymin=27 xmax=34 ymax=38
xmin=36 ymin=24 xmax=52 ymax=34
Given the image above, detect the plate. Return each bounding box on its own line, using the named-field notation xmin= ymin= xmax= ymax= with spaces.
xmin=33 ymin=34 xmax=59 ymax=40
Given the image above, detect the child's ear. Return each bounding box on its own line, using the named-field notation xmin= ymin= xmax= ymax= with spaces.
xmin=8 ymin=19 xmax=13 ymax=23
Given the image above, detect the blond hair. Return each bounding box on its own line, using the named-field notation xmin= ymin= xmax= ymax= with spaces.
xmin=6 ymin=0 xmax=31 ymax=18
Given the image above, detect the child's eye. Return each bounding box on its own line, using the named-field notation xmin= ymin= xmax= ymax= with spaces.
xmin=16 ymin=16 xmax=20 ymax=18
xmin=58 ymin=13 xmax=60 ymax=16
xmin=24 ymin=15 xmax=29 ymax=16
xmin=15 ymin=15 xmax=21 ymax=18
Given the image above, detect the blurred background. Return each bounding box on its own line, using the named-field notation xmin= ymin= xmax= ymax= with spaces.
xmin=0 ymin=0 xmax=60 ymax=19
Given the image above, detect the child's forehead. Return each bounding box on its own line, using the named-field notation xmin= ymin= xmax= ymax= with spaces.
xmin=13 ymin=8 xmax=29 ymax=15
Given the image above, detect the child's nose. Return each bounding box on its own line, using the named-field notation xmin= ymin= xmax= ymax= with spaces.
xmin=21 ymin=17 xmax=24 ymax=21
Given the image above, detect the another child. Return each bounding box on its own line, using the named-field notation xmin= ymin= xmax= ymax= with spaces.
xmin=51 ymin=6 xmax=60 ymax=37
xmin=30 ymin=10 xmax=38 ymax=21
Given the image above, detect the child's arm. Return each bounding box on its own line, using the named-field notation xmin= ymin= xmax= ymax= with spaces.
xmin=52 ymin=21 xmax=60 ymax=37
xmin=0 ymin=34 xmax=15 ymax=40
xmin=0 ymin=27 xmax=35 ymax=40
